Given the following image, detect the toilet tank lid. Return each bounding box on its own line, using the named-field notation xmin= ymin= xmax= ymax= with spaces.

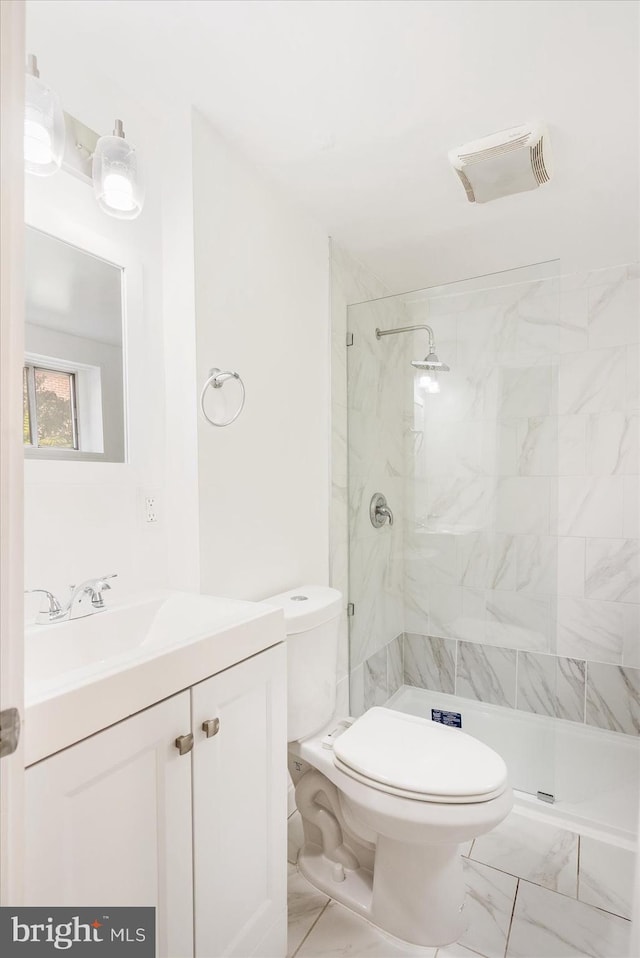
xmin=261 ymin=585 xmax=342 ymax=635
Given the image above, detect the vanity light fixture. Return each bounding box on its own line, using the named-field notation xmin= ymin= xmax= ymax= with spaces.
xmin=23 ymin=54 xmax=65 ymax=177
xmin=24 ymin=55 xmax=144 ymax=221
xmin=92 ymin=119 xmax=144 ymax=220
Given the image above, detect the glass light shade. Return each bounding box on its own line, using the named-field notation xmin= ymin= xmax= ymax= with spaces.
xmin=92 ymin=134 xmax=144 ymax=220
xmin=24 ymin=72 xmax=65 ymax=176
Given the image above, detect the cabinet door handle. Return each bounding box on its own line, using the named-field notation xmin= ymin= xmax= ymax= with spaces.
xmin=202 ymin=718 xmax=220 ymax=738
xmin=175 ymin=733 xmax=194 ymax=755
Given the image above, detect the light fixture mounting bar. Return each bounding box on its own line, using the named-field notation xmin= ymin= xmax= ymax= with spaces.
xmin=61 ymin=111 xmax=99 ymax=185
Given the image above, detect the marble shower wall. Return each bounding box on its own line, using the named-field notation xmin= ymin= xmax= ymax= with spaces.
xmin=346 ymin=295 xmax=409 ymax=674
xmin=337 ymin=258 xmax=640 ymax=733
xmin=400 ymin=263 xmax=640 ymax=734
xmin=329 ymin=242 xmax=391 ymax=714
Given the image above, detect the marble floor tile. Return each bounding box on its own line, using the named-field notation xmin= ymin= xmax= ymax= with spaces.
xmin=470 ymin=811 xmax=578 ymax=896
xmin=295 ymin=899 xmax=437 ymax=957
xmin=435 ymin=945 xmax=488 ymax=958
xmin=507 ymin=880 xmax=631 ymax=958
xmin=287 ymin=864 xmax=329 ymax=958
xmin=578 ymin=836 xmax=636 ymax=920
xmin=459 ymin=859 xmax=518 ymax=958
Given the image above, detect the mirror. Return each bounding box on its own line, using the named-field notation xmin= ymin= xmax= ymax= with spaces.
xmin=24 ymin=226 xmax=126 ymax=462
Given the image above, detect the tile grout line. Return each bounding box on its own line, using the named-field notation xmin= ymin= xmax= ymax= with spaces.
xmin=454 ymin=937 xmax=493 ymax=958
xmin=502 ymin=877 xmax=520 ymax=958
xmin=290 ymin=899 xmax=331 ymax=958
xmin=583 ymin=659 xmax=588 ymax=725
xmin=454 ymin=637 xmax=459 ymax=694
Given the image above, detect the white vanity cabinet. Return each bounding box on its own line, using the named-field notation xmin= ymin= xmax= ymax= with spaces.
xmin=25 ymin=643 xmax=287 ymax=958
xmin=25 ymin=690 xmax=194 ymax=956
xmin=191 ymin=646 xmax=287 ymax=958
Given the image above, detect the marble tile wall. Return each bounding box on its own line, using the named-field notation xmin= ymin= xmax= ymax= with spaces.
xmin=337 ymin=260 xmax=639 ymax=733
xmin=329 ymin=242 xmax=391 ymax=710
xmin=355 ymin=630 xmax=640 ymax=735
xmin=347 ymin=292 xmax=407 ymax=676
xmin=398 ymin=263 xmax=640 ymax=733
xmin=350 ymin=633 xmax=403 ymax=715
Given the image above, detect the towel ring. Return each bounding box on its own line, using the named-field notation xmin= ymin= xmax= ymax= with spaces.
xmin=200 ymin=368 xmax=246 ymax=427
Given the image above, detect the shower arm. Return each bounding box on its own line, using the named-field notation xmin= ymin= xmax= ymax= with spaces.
xmin=375 ymin=324 xmax=435 ymax=350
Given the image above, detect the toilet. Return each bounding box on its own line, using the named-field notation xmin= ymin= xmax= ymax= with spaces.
xmin=265 ymin=585 xmax=512 ymax=948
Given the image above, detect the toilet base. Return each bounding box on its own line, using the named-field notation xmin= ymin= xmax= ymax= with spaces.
xmin=297 ymin=838 xmax=468 ymax=948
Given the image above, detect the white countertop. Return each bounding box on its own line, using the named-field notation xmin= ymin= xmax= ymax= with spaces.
xmin=24 ymin=590 xmax=284 ymax=765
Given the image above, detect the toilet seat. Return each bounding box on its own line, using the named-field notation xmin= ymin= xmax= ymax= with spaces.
xmin=333 ymin=707 xmax=508 ymax=804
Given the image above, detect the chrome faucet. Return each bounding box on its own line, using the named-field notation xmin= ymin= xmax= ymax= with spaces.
xmin=25 ymin=574 xmax=118 ymax=624
xmin=67 ymin=575 xmax=118 ymax=619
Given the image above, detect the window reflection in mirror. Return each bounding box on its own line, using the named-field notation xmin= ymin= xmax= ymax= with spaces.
xmin=24 ymin=226 xmax=126 ymax=462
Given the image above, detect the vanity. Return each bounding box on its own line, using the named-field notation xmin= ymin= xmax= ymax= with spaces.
xmin=23 ymin=592 xmax=287 ymax=958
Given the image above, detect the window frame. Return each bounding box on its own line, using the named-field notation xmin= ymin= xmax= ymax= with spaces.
xmin=23 ymin=361 xmax=80 ymax=452
xmin=23 ymin=352 xmax=109 ymax=462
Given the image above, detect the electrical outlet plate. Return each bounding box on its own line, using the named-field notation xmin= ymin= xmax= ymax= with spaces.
xmin=144 ymin=496 xmax=157 ymax=523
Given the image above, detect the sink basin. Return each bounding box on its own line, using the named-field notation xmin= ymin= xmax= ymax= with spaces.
xmin=26 ymin=591 xmax=270 ymax=692
xmin=24 ymin=590 xmax=283 ymax=766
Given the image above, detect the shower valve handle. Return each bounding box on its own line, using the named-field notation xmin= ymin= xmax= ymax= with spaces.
xmin=370 ymin=493 xmax=394 ymax=528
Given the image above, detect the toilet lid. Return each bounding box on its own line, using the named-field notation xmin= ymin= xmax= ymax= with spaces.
xmin=333 ymin=707 xmax=507 ymax=801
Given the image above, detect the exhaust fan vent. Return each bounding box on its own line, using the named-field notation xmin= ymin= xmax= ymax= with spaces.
xmin=449 ymin=121 xmax=552 ymax=204
xmin=530 ymin=137 xmax=551 ymax=185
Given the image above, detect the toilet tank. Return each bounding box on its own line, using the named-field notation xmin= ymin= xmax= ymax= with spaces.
xmin=262 ymin=585 xmax=342 ymax=742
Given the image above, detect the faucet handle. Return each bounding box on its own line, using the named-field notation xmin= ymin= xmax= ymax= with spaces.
xmin=97 ymin=573 xmax=118 ymax=590
xmin=25 ymin=589 xmax=62 ymax=612
xmin=90 ymin=574 xmax=118 ymax=608
xmin=24 ymin=589 xmax=64 ymax=623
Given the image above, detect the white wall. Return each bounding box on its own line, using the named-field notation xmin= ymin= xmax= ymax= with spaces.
xmin=22 ymin=18 xmax=200 ymax=605
xmin=193 ymin=111 xmax=330 ymax=600
xmin=160 ymin=107 xmax=200 ymax=594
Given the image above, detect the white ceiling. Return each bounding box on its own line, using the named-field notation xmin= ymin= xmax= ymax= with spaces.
xmin=27 ymin=0 xmax=639 ymax=291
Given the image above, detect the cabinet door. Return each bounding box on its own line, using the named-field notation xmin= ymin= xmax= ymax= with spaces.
xmin=25 ymin=692 xmax=194 ymax=958
xmin=192 ymin=644 xmax=287 ymax=958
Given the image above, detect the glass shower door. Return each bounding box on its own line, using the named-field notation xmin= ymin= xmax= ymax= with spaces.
xmin=347 ymin=262 xmax=562 ymax=801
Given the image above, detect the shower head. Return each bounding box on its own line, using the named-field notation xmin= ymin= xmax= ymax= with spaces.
xmin=411 ymin=350 xmax=450 ymax=373
xmin=375 ymin=325 xmax=451 ymax=373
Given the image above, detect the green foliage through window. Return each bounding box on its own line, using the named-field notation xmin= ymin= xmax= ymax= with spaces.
xmin=24 ymin=365 xmax=78 ymax=450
